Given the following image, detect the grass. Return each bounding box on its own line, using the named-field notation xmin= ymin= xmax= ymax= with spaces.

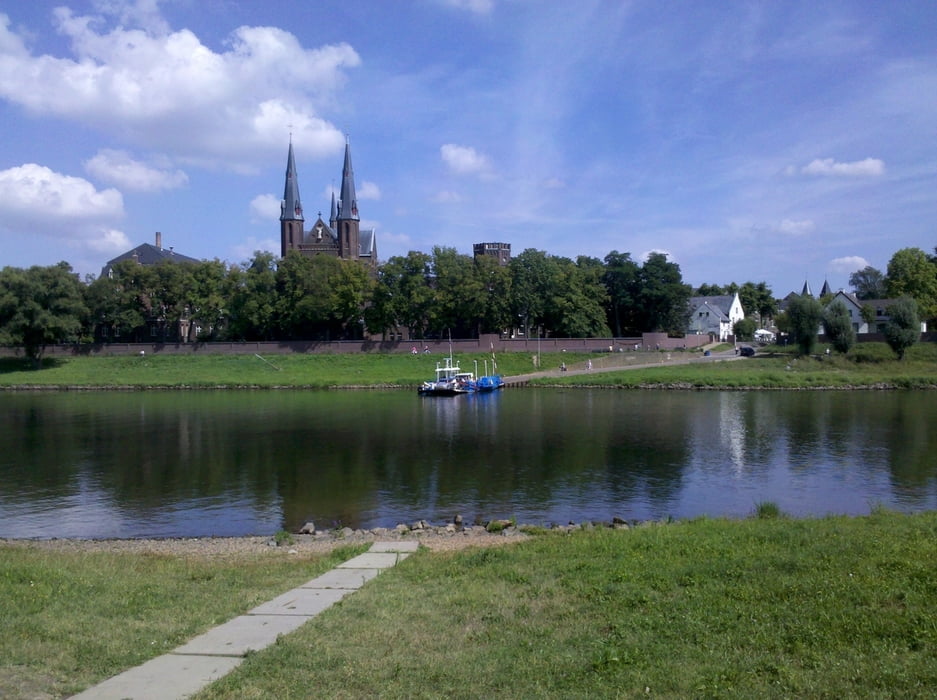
xmin=8 ymin=513 xmax=935 ymax=698
xmin=188 ymin=511 xmax=937 ymax=698
xmin=533 ymin=342 xmax=937 ymax=390
xmin=0 ymin=351 xmax=595 ymax=389
xmin=0 ymin=543 xmax=368 ymax=699
xmin=0 ymin=342 xmax=934 ymax=390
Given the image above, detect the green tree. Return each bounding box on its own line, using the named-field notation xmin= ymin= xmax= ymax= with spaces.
xmin=786 ymin=295 xmax=823 ymax=355
xmin=635 ymin=253 xmax=692 ymax=334
xmin=0 ymin=262 xmax=88 ymax=366
xmin=849 ymin=266 xmax=886 ymax=300
xmin=883 ymin=297 xmax=920 ymax=360
xmin=472 ymin=254 xmax=512 ymax=335
xmin=366 ymin=252 xmax=435 ymax=340
xmin=860 ymin=303 xmax=876 ymax=329
xmin=822 ymin=301 xmax=856 ymax=354
xmin=733 ymin=317 xmax=756 ymax=341
xmin=695 ymin=283 xmax=725 ymax=296
xmin=430 ymin=247 xmax=483 ymax=338
xmin=549 ymin=256 xmax=610 ymax=337
xmin=737 ymin=281 xmax=776 ymax=326
xmin=603 ymin=251 xmax=640 ymax=335
xmin=226 ymin=252 xmax=279 ymax=340
xmin=509 ymin=249 xmax=559 ymax=337
xmin=885 ymin=248 xmax=937 ymax=321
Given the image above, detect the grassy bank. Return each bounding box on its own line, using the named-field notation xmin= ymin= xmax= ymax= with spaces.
xmin=4 ymin=513 xmax=936 ymax=698
xmin=0 ymin=342 xmax=934 ymax=389
xmin=533 ymin=342 xmax=937 ymax=389
xmin=0 ymin=543 xmax=367 ymax=698
xmin=0 ymin=351 xmax=586 ymax=389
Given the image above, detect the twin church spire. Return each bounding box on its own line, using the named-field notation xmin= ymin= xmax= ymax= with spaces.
xmin=279 ymin=138 xmax=375 ymax=265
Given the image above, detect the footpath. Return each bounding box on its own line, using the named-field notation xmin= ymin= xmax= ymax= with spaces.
xmin=69 ymin=541 xmax=418 ymax=700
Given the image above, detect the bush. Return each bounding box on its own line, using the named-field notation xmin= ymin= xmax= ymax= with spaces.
xmin=883 ymin=297 xmax=920 ymax=360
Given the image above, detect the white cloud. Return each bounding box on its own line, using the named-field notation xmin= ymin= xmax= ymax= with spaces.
xmin=86 ymin=228 xmax=132 ymax=254
xmin=440 ymin=143 xmax=491 ymax=176
xmin=249 ymin=193 xmax=282 ymax=223
xmin=829 ymin=256 xmax=870 ymax=275
xmin=231 ymin=236 xmax=280 ymax=264
xmin=85 ymin=149 xmax=188 ymax=191
xmin=433 ymin=190 xmax=463 ymax=203
xmin=439 ymin=0 xmax=495 ymax=15
xmin=800 ymin=158 xmax=885 ymax=177
xmin=0 ymin=163 xmax=127 ymax=253
xmin=358 ymin=181 xmax=381 ymax=200
xmin=639 ymin=249 xmax=677 ymax=264
xmin=0 ymin=9 xmax=359 ymax=168
xmin=777 ymin=219 xmax=815 ymax=236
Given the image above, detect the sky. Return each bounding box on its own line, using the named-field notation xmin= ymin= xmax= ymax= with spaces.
xmin=0 ymin=0 xmax=935 ymax=297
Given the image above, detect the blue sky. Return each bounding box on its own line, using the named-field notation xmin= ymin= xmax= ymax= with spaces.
xmin=1 ymin=0 xmax=934 ymax=297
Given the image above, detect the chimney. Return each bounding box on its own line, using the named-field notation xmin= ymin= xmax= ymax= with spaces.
xmin=156 ymin=231 xmax=162 ymax=249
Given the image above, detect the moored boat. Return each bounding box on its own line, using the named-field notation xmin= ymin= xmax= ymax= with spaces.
xmin=475 ymin=374 xmax=504 ymax=392
xmin=418 ymin=357 xmax=477 ymax=396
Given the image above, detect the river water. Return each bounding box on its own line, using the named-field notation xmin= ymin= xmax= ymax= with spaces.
xmin=1 ymin=389 xmax=935 ymax=538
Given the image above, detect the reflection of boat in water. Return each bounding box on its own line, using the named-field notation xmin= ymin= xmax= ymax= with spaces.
xmin=418 ymin=357 xmax=476 ymax=396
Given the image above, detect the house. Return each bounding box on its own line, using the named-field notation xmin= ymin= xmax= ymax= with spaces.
xmin=687 ymin=292 xmax=745 ymax=341
xmin=279 ymin=139 xmax=377 ymax=267
xmin=823 ymin=291 xmax=928 ymax=333
xmin=100 ymin=232 xmax=200 ymax=279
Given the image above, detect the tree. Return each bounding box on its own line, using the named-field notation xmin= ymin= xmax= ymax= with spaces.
xmin=365 ymin=252 xmax=435 ymax=339
xmin=786 ymin=295 xmax=823 ymax=355
xmin=860 ymin=303 xmax=876 ymax=328
xmin=634 ymin=253 xmax=692 ymax=334
xmin=226 ymin=252 xmax=278 ymax=340
xmin=885 ymin=248 xmax=937 ymax=321
xmin=737 ymin=281 xmax=776 ymax=326
xmin=695 ymin=283 xmax=725 ymax=296
xmin=822 ymin=301 xmax=856 ymax=354
xmin=602 ymin=251 xmax=640 ymax=336
xmin=733 ymin=317 xmax=756 ymax=341
xmin=0 ymin=262 xmax=88 ymax=366
xmin=849 ymin=266 xmax=886 ymax=300
xmin=883 ymin=297 xmax=920 ymax=360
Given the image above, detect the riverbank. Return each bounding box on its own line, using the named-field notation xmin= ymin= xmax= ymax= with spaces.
xmin=1 ymin=342 xmax=935 ymax=390
xmin=4 ymin=510 xmax=936 ymax=698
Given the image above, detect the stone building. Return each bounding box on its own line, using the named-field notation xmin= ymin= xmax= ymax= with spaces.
xmin=280 ymin=140 xmax=377 ymax=267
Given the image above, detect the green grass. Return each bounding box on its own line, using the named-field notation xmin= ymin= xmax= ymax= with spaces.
xmin=0 ymin=342 xmax=934 ymax=389
xmin=534 ymin=342 xmax=937 ymax=389
xmin=7 ymin=514 xmax=937 ymax=698
xmin=0 ymin=543 xmax=367 ymax=698
xmin=194 ymin=512 xmax=937 ymax=699
xmin=0 ymin=351 xmax=593 ymax=389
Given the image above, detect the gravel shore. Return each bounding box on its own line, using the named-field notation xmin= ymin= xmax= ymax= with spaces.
xmin=1 ymin=527 xmax=528 ymax=560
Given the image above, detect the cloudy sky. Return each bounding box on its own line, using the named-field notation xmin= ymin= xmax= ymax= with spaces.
xmin=1 ymin=0 xmax=934 ymax=296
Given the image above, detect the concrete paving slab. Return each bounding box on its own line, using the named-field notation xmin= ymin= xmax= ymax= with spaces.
xmin=303 ymin=567 xmax=381 ymax=589
xmin=370 ymin=540 xmax=419 ymax=553
xmin=173 ymin=613 xmax=312 ymax=657
xmin=337 ymin=552 xmax=400 ymax=569
xmin=249 ymin=586 xmax=349 ymax=616
xmin=69 ymin=652 xmax=242 ymax=700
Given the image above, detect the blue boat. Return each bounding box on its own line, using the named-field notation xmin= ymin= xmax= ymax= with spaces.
xmin=475 ymin=374 xmax=505 ymax=392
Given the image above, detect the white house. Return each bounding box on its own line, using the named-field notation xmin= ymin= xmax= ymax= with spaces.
xmin=823 ymin=291 xmax=928 ymax=333
xmin=687 ymin=293 xmax=745 ymax=341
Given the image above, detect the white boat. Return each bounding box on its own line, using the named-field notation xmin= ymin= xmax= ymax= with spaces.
xmin=418 ymin=357 xmax=477 ymax=396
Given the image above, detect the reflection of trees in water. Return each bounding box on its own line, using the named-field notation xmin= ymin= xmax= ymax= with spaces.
xmin=2 ymin=390 xmax=936 ymax=535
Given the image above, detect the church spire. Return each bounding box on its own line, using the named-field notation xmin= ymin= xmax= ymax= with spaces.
xmin=281 ymin=141 xmax=303 ymax=222
xmin=337 ymin=139 xmax=358 ymax=221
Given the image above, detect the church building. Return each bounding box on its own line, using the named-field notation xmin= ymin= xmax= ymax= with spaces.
xmin=280 ymin=140 xmax=377 ymax=267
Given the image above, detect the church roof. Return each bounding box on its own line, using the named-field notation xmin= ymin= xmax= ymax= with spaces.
xmin=281 ymin=141 xmax=303 ymax=222
xmin=336 ymin=141 xmax=359 ymax=221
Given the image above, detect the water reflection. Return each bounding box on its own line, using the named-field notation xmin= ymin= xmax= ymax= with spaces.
xmin=0 ymin=389 xmax=935 ymax=538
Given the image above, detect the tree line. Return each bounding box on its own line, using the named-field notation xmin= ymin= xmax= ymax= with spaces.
xmin=1 ymin=244 xmax=934 ymax=365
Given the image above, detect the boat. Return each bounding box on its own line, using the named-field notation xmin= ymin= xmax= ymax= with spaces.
xmin=474 ymin=374 xmax=504 ymax=392
xmin=418 ymin=357 xmax=477 ymax=396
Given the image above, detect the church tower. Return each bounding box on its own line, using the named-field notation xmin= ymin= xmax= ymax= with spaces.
xmin=334 ymin=140 xmax=360 ymax=260
xmin=280 ymin=140 xmax=304 ymax=257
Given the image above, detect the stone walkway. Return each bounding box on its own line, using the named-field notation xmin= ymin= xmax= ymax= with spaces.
xmin=69 ymin=541 xmax=418 ymax=700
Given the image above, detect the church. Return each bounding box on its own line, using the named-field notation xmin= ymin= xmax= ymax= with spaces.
xmin=279 ymin=140 xmax=377 ymax=267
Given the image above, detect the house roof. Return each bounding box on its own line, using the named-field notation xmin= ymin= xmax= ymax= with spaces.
xmin=101 ymin=242 xmax=201 ymax=277
xmin=689 ymin=295 xmax=736 ymax=317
